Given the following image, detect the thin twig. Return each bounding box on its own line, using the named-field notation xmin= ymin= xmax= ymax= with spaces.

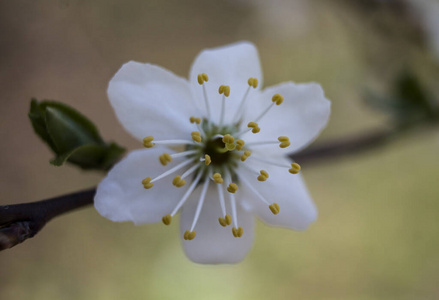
xmin=0 ymin=188 xmax=95 ymax=251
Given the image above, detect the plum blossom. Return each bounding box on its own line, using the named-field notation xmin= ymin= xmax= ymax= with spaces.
xmin=94 ymin=42 xmax=331 ymax=264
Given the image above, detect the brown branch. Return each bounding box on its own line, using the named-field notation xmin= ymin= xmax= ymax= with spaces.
xmin=0 ymin=188 xmax=95 ymax=251
xmin=292 ymin=128 xmax=396 ymax=164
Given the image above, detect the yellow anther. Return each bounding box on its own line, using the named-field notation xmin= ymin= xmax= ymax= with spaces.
xmin=247 ymin=122 xmax=260 ymax=134
xmin=289 ymin=162 xmax=301 ymax=174
xmin=225 ymin=214 xmax=232 ymax=225
xmin=222 ymin=134 xmax=235 ymax=144
xmin=162 ymin=214 xmax=172 ymax=225
xmin=184 ymin=230 xmax=196 ymax=240
xmin=172 ymin=176 xmax=186 ymax=187
xmin=240 ymin=150 xmax=252 ymax=162
xmin=204 ymin=154 xmax=211 ymax=166
xmin=224 ymin=86 xmax=230 ymax=97
xmin=143 ymin=136 xmax=155 ymax=148
xmin=272 ymin=93 xmax=284 ymax=105
xmin=219 ymin=217 xmax=227 ymax=227
xmin=218 ymin=214 xmax=232 ymax=227
xmin=269 ymin=203 xmax=280 ymax=215
xmin=278 ymin=136 xmax=290 ymax=148
xmin=197 ymin=73 xmax=209 ymax=85
xmin=257 ymin=170 xmax=269 ymax=182
xmin=236 ymin=139 xmax=245 ymax=151
xmin=141 ymin=177 xmax=154 ymax=189
xmin=191 ymin=131 xmax=202 ymax=143
xmin=247 ymin=77 xmax=258 ymax=88
xmin=218 ymin=85 xmax=231 ymax=97
xmin=213 ymin=173 xmax=223 ymax=184
xmin=232 ymin=227 xmax=244 ymax=238
xmin=189 ymin=116 xmax=201 ymax=124
xmin=227 ymin=183 xmax=238 ymax=193
xmin=225 ymin=143 xmax=236 ymax=151
xmin=159 ymin=153 xmax=172 ymax=166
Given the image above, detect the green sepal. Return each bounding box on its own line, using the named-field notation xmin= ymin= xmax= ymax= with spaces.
xmin=29 ymin=99 xmax=125 ymax=171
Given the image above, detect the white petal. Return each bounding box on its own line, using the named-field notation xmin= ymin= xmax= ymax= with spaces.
xmin=94 ymin=148 xmax=188 ymax=224
xmin=189 ymin=41 xmax=263 ymax=124
xmin=239 ymin=154 xmax=317 ymax=230
xmin=108 ymin=61 xmax=197 ymax=141
xmin=245 ymin=82 xmax=331 ymax=154
xmin=179 ymin=185 xmax=255 ymax=264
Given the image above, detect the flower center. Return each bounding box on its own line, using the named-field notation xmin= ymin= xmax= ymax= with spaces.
xmin=140 ymin=73 xmax=301 ymax=241
xmin=203 ymin=137 xmax=233 ymax=167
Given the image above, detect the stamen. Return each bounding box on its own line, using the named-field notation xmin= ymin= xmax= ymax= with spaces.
xmin=218 ymin=85 xmax=230 ymax=127
xmin=212 ymin=173 xmax=224 ymax=184
xmin=227 ymin=183 xmax=238 ymax=193
xmin=238 ymin=172 xmax=269 ymax=205
xmin=143 ymin=136 xmax=155 ymax=148
xmin=248 ymin=77 xmax=259 ymax=89
xmin=246 ymin=136 xmax=290 ymax=148
xmin=289 ymin=163 xmax=301 ymax=174
xmin=159 ymin=153 xmax=172 ymax=166
xmin=222 ymin=134 xmax=236 ymax=151
xmin=184 ymin=230 xmax=196 ymax=241
xmin=197 ymin=73 xmax=211 ymax=119
xmin=247 ymin=122 xmax=260 ymax=133
xmin=215 ymin=180 xmax=230 ymax=227
xmin=247 ymin=156 xmax=302 ymax=175
xmin=236 ymin=139 xmax=245 ymax=151
xmin=189 ymin=116 xmax=201 ymax=124
xmin=239 ymin=163 xmax=269 ymax=182
xmin=197 ymin=73 xmax=209 ymax=85
xmin=235 ymin=122 xmax=260 ymax=137
xmin=257 ymin=170 xmax=269 ymax=182
xmin=253 ymin=94 xmax=284 ymax=124
xmin=149 ymin=159 xmax=193 ymax=184
xmin=162 ymin=214 xmax=172 ymax=225
xmin=189 ymin=175 xmax=210 ymax=232
xmin=241 ymin=150 xmax=251 ymax=161
xmin=272 ymin=93 xmax=284 ymax=105
xmin=269 ymin=203 xmax=280 ymax=215
xmin=226 ymin=172 xmax=242 ymax=237
xmin=142 ymin=177 xmax=153 ymax=189
xmin=278 ymin=136 xmax=291 ymax=148
xmin=172 ymin=176 xmax=186 ymax=187
xmin=233 ymin=77 xmax=258 ymax=122
xmin=170 ymin=171 xmax=203 ymax=216
xmin=232 ymin=226 xmax=243 ymax=238
xmin=189 ymin=116 xmax=205 ymax=136
xmin=191 ymin=131 xmax=202 ymax=143
xmin=203 ymin=154 xmax=211 ymax=166
xmin=222 ymin=134 xmax=235 ymax=144
xmin=238 ymin=172 xmax=279 ymax=215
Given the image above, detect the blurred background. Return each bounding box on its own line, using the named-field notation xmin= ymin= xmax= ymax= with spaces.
xmin=1 ymin=0 xmax=439 ymax=299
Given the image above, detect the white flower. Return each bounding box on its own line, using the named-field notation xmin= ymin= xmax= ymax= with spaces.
xmin=94 ymin=42 xmax=331 ymax=264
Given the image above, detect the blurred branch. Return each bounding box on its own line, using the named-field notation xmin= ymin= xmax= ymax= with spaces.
xmin=0 ymin=188 xmax=95 ymax=251
xmin=292 ymin=127 xmax=396 ymax=164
